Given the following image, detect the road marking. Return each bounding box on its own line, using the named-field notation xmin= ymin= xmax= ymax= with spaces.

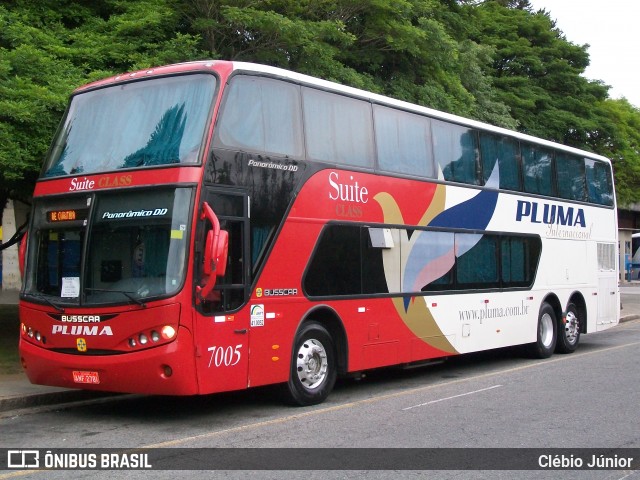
xmin=402 ymin=384 xmax=503 ymax=411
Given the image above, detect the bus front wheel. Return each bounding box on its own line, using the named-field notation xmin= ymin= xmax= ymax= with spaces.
xmin=283 ymin=322 xmax=337 ymax=406
xmin=526 ymin=302 xmax=557 ymax=359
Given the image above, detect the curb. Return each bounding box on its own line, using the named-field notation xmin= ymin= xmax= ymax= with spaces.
xmin=0 ymin=390 xmax=120 ymax=414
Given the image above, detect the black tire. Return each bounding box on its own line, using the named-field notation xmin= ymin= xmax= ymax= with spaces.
xmin=555 ymin=303 xmax=580 ymax=354
xmin=282 ymin=322 xmax=337 ymax=406
xmin=525 ymin=302 xmax=557 ymax=359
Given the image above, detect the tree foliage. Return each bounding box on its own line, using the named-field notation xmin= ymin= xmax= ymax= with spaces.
xmin=0 ymin=0 xmax=203 ymax=204
xmin=598 ymin=99 xmax=640 ymax=207
xmin=1 ymin=0 xmax=640 ymax=206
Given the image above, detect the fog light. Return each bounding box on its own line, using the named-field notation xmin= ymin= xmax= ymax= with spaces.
xmin=163 ymin=365 xmax=173 ymax=377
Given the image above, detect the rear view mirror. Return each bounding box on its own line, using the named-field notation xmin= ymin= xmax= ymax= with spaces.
xmin=196 ymin=202 xmax=229 ymax=303
xmin=19 ymin=231 xmax=28 ymax=277
xmin=203 ymin=229 xmax=228 ymax=277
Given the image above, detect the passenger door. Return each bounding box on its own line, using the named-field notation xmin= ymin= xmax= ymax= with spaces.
xmin=194 ymin=188 xmax=251 ymax=393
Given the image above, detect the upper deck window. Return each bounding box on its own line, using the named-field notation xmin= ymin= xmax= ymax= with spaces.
xmin=302 ymin=87 xmax=374 ymax=167
xmin=215 ymin=75 xmax=304 ymax=158
xmin=522 ymin=143 xmax=555 ymax=196
xmin=432 ymin=119 xmax=480 ymax=185
xmin=585 ymin=159 xmax=614 ymax=206
xmin=374 ymin=105 xmax=435 ymax=177
xmin=43 ymin=74 xmax=217 ymax=178
xmin=479 ymin=132 xmax=521 ymax=190
xmin=556 ymin=152 xmax=587 ymax=202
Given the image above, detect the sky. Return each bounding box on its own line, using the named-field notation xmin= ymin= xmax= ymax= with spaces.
xmin=527 ymin=0 xmax=640 ymax=107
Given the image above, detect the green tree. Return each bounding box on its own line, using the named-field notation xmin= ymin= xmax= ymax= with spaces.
xmin=466 ymin=0 xmax=610 ymax=148
xmin=598 ymin=99 xmax=640 ymax=207
xmin=182 ymin=0 xmax=516 ymax=126
xmin=0 ymin=0 xmax=203 ymax=205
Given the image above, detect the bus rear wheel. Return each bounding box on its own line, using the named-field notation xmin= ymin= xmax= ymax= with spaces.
xmin=526 ymin=302 xmax=557 ymax=359
xmin=555 ymin=303 xmax=580 ymax=354
xmin=283 ymin=322 xmax=337 ymax=406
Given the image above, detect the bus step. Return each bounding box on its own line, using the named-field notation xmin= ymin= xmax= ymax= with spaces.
xmin=401 ymin=358 xmax=447 ymax=370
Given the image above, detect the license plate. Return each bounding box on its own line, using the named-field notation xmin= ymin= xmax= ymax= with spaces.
xmin=72 ymin=370 xmax=100 ymax=384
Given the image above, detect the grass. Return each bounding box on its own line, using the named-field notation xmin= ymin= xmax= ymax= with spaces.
xmin=0 ymin=305 xmax=22 ymax=375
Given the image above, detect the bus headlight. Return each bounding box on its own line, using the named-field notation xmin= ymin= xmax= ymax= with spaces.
xmin=161 ymin=325 xmax=176 ymax=340
xmin=127 ymin=325 xmax=177 ymax=350
xmin=21 ymin=323 xmax=45 ymax=344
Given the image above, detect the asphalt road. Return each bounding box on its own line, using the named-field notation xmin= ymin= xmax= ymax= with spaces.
xmin=1 ymin=316 xmax=639 ymax=480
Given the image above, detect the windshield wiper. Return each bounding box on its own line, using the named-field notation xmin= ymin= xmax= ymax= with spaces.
xmin=30 ymin=293 xmax=66 ymax=312
xmin=85 ymin=288 xmax=147 ymax=308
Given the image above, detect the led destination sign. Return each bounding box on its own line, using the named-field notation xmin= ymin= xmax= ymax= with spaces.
xmin=47 ymin=209 xmax=88 ymax=223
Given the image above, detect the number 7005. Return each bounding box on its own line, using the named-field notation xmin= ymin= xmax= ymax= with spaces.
xmin=207 ymin=344 xmax=243 ymax=368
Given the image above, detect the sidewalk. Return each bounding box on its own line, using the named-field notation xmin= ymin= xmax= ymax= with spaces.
xmin=1 ymin=287 xmax=639 ymax=413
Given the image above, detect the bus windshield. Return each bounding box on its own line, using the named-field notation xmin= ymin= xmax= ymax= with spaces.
xmin=42 ymin=74 xmax=217 ymax=178
xmin=24 ymin=187 xmax=193 ymax=306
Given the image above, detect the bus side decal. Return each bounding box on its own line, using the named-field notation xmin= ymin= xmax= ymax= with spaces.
xmin=373 ymin=164 xmax=501 ymax=354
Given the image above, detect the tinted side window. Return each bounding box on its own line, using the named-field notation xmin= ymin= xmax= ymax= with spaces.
xmin=479 ymin=133 xmax=521 ymax=190
xmin=556 ymin=153 xmax=587 ymax=201
xmin=585 ymin=159 xmax=614 ymax=206
xmin=305 ymin=226 xmax=541 ymax=296
xmin=501 ymin=236 xmax=541 ymax=287
xmin=522 ymin=144 xmax=555 ymax=196
xmin=304 ymin=225 xmax=362 ymax=296
xmin=432 ymin=120 xmax=480 ymax=185
xmin=374 ymin=105 xmax=435 ymax=177
xmin=216 ymin=76 xmax=304 ymax=157
xmin=303 ymin=88 xmax=374 ymax=167
xmin=414 ymin=231 xmax=455 ymax=292
xmin=456 ymin=234 xmax=499 ymax=288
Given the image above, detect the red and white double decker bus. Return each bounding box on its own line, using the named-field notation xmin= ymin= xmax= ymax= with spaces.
xmin=19 ymin=61 xmax=619 ymax=405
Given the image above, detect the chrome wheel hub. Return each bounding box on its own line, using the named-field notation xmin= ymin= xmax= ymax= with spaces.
xmin=296 ymin=339 xmax=328 ymax=390
xmin=564 ymin=311 xmax=579 ymax=345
